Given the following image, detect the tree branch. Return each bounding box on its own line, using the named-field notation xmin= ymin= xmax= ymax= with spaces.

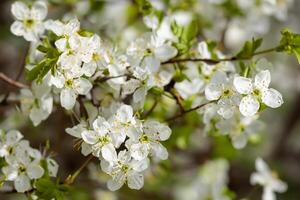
xmin=166 ymin=101 xmax=216 ymax=122
xmin=0 ymin=72 xmax=28 ymax=89
xmin=162 ymin=47 xmax=278 ymax=65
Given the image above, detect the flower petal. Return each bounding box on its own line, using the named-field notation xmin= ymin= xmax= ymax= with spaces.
xmin=6 ymin=130 xmax=23 ymax=144
xmin=81 ymin=130 xmax=98 ymax=145
xmin=60 ymin=88 xmax=76 ymax=110
xmin=254 ymin=70 xmax=271 ymax=90
xmin=262 ymin=88 xmax=283 ymax=108
xmin=11 ymin=2 xmax=29 ymax=20
xmin=154 ymin=45 xmax=177 ymax=62
xmin=27 ymin=164 xmax=44 ymax=179
xmin=234 ymin=76 xmax=253 ymax=94
xmin=31 ymin=1 xmax=47 ymax=20
xmin=74 ymin=78 xmax=92 ymax=95
xmin=116 ymin=105 xmax=133 ymax=123
xmin=127 ymin=172 xmax=144 ymax=190
xmin=239 ymin=95 xmax=260 ymax=117
xmin=47 ymin=158 xmax=59 ymax=177
xmin=14 ymin=174 xmax=31 ymax=193
xmin=101 ymin=143 xmax=117 ymax=162
xmin=107 ymin=179 xmax=123 ymax=191
xmin=205 ymin=83 xmax=223 ymax=100
xmin=10 ymin=21 xmax=25 ymax=36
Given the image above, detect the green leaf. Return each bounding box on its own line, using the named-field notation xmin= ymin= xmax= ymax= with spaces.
xmin=220 ymin=0 xmax=244 ymax=17
xmin=35 ymin=178 xmax=68 ymax=200
xmin=26 ymin=58 xmax=57 ymax=83
xmin=182 ymin=19 xmax=198 ymax=44
xmin=236 ymin=38 xmax=263 ymax=59
xmin=278 ymin=29 xmax=300 ymax=63
xmin=77 ymin=30 xmax=94 ymax=37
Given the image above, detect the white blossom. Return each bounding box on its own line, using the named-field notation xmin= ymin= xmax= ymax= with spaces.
xmin=126 ymin=120 xmax=171 ymax=161
xmin=234 ymin=70 xmax=283 ymax=117
xmin=101 ymin=150 xmax=149 ymax=191
xmin=11 ymin=1 xmax=47 ymax=42
xmin=250 ymin=158 xmax=287 ymax=200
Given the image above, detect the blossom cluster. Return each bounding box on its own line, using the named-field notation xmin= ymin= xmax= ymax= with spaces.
xmin=5 ymin=0 xmax=292 ymax=198
xmin=0 ymin=129 xmax=58 ymax=193
xmin=66 ymin=103 xmax=171 ymax=190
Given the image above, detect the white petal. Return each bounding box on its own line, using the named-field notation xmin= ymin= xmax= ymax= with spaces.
xmin=14 ymin=175 xmax=31 ymax=192
xmin=47 ymin=158 xmax=59 ymax=177
xmin=74 ymin=78 xmax=92 ymax=95
xmin=263 ymin=187 xmax=276 ymax=200
xmin=256 ymin=157 xmax=270 ymax=173
xmin=93 ymin=117 xmax=109 ymax=136
xmin=250 ymin=172 xmax=266 ymax=185
xmin=254 ymin=70 xmax=271 ymax=90
xmin=234 ymin=76 xmax=253 ymax=94
xmin=107 ymin=179 xmax=123 ymax=191
xmin=133 ymin=87 xmax=147 ymax=103
xmin=101 ymin=143 xmax=117 ymax=162
xmin=24 ymin=31 xmax=38 ymax=42
xmin=154 ymin=45 xmax=177 ymax=62
xmin=239 ymin=95 xmax=260 ymax=117
xmin=27 ymin=164 xmax=44 ymax=179
xmin=116 ymin=105 xmax=133 ymax=123
xmin=81 ymin=130 xmax=98 ymax=144
xmin=55 ymin=38 xmax=67 ymax=52
xmin=60 ymin=88 xmax=76 ymax=110
xmin=198 ymin=41 xmax=211 ymax=58
xmin=132 ymin=159 xmax=149 ymax=172
xmin=81 ymin=142 xmax=92 ymax=156
xmin=205 ymin=83 xmax=222 ymax=100
xmin=127 ymin=172 xmax=144 ymax=190
xmin=143 ymin=15 xmax=159 ymax=29
xmin=31 ymin=1 xmax=47 ymax=20
xmin=143 ymin=56 xmax=160 ymax=73
xmin=10 ymin=21 xmax=25 ymax=36
xmin=82 ymin=62 xmax=97 ymax=77
xmin=231 ymin=134 xmax=247 ymax=149
xmin=11 ymin=2 xmax=29 ymax=20
xmin=65 ymin=124 xmax=85 ymax=138
xmin=273 ymin=180 xmax=287 ymax=193
xmin=262 ymin=88 xmax=283 ymax=108
xmin=151 ymin=142 xmax=168 ymax=160
xmin=29 ymin=107 xmax=44 ymax=126
xmin=157 ymin=124 xmax=171 ymax=141
xmin=217 ymin=105 xmax=235 ymax=119
xmin=2 ymin=166 xmax=18 ymax=180
xmin=130 ymin=143 xmax=149 ymax=161
xmin=6 ymin=130 xmax=23 ymax=144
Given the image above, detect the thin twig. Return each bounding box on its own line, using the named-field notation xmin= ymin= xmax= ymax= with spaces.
xmin=169 ymin=90 xmax=185 ymax=113
xmin=162 ymin=47 xmax=278 ymax=65
xmin=143 ymin=99 xmax=158 ymax=119
xmin=0 ymin=72 xmax=28 ymax=88
xmin=166 ymin=101 xmax=216 ymax=122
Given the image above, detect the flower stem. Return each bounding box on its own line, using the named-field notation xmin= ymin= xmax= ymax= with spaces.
xmin=64 ymin=154 xmax=94 ymax=185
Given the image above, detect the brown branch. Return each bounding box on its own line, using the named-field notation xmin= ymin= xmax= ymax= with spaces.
xmin=162 ymin=47 xmax=278 ymax=65
xmin=0 ymin=72 xmax=28 ymax=89
xmin=166 ymin=101 xmax=216 ymax=122
xmin=142 ymin=99 xmax=158 ymax=119
xmin=169 ymin=90 xmax=185 ymax=113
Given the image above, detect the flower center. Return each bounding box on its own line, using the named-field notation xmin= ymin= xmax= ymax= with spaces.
xmin=139 ymin=134 xmax=149 ymax=143
xmin=24 ymin=19 xmax=34 ymax=28
xmin=253 ymin=88 xmax=261 ymax=97
xmin=65 ymin=79 xmax=73 ymax=88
